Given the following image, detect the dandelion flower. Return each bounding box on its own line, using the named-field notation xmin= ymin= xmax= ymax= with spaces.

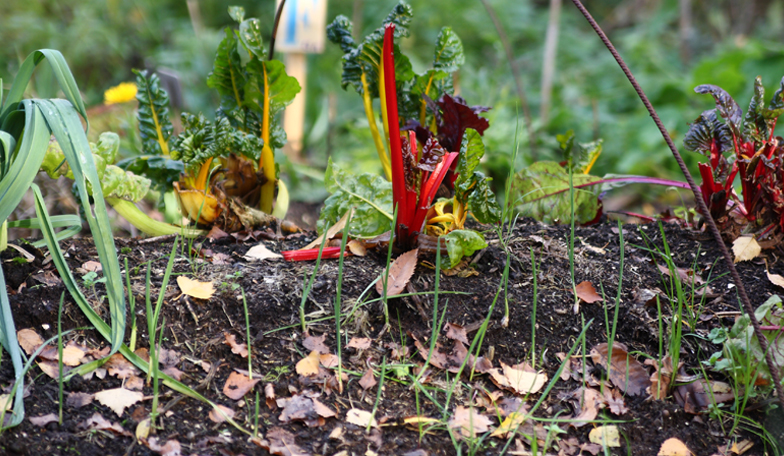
xmin=103 ymin=82 xmax=138 ymax=105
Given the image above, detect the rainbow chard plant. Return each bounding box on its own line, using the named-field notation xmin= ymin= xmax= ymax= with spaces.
xmin=684 ymin=76 xmax=784 ymax=240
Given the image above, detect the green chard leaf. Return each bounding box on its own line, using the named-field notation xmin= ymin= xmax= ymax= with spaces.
xmin=556 ymin=130 xmax=602 ymax=173
xmin=228 ymin=6 xmax=245 ymax=22
xmin=116 ymin=155 xmax=183 ymax=196
xmin=207 ymin=28 xmax=247 ymax=114
xmin=171 ymin=113 xmax=263 ymax=171
xmin=326 ymin=15 xmax=356 ymax=54
xmin=454 ymin=128 xmax=484 ymax=200
xmin=432 ymin=27 xmax=464 ymax=74
xmin=238 ymin=18 xmax=265 ymax=59
xmin=134 ymin=70 xmax=173 ymax=156
xmin=764 ymin=76 xmax=784 ymax=119
xmin=317 ymin=158 xmax=393 ymax=238
xmin=694 ymin=84 xmax=743 ymax=138
xmin=244 ymin=59 xmax=301 ymax=118
xmin=513 ymin=161 xmax=602 ymax=224
xmin=722 ymin=295 xmax=784 ymax=385
xmin=91 ymin=166 xmax=151 ymax=202
xmin=466 ymin=171 xmax=501 ymax=224
xmin=443 ymin=229 xmax=487 ymax=269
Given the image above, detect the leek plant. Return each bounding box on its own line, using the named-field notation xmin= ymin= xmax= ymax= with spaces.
xmin=0 ymin=49 xmax=126 ymax=428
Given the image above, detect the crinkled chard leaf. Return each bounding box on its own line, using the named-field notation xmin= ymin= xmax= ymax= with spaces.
xmin=443 ymin=229 xmax=487 ymax=269
xmin=466 ymin=171 xmax=501 ymax=224
xmin=207 ymin=28 xmax=247 ymax=113
xmin=417 ymin=137 xmax=446 ymax=172
xmin=171 ymin=113 xmax=263 ymax=173
xmin=238 ymin=18 xmax=264 ymax=59
xmin=764 ymin=76 xmax=784 ymax=119
xmin=514 ymin=161 xmax=602 ymax=225
xmin=683 ymin=110 xmax=734 ymax=156
xmin=94 ymin=166 xmax=151 ymax=202
xmin=134 ymin=69 xmax=173 ymax=156
xmin=556 ymin=130 xmax=603 ymax=173
xmin=244 ymin=59 xmax=301 ymax=118
xmin=694 ymin=84 xmax=742 ymax=137
xmin=743 ymin=76 xmax=769 ymax=144
xmin=117 ymin=155 xmax=183 ymax=196
xmin=454 ymin=128 xmax=484 ymax=199
xmin=318 ymin=158 xmax=393 ymax=238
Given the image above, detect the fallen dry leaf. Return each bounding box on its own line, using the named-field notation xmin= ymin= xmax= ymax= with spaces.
xmin=488 ymin=362 xmax=547 ymax=395
xmin=347 ymin=240 xmax=367 ymax=257
xmin=95 ymin=387 xmax=144 ymax=416
xmin=223 ymin=332 xmax=248 ymax=358
xmin=345 ymin=408 xmax=377 ymax=428
xmin=208 ymin=404 xmax=236 ymax=423
xmin=674 ymin=378 xmax=734 ymax=414
xmin=78 ymin=412 xmax=133 ymax=437
xmin=590 ymin=343 xmax=650 ymax=396
xmin=67 ymin=392 xmax=94 ymax=408
xmin=222 ymin=371 xmax=260 ymax=400
xmin=767 ymin=270 xmax=784 ymax=289
xmin=491 ymin=412 xmax=526 ymax=438
xmin=448 ymin=406 xmax=493 ymax=439
xmin=147 ymin=437 xmax=182 ymax=456
xmin=176 ymin=276 xmax=215 ymax=300
xmin=359 ymin=367 xmax=377 ymax=390
xmin=17 ymin=328 xmax=43 ymax=355
xmin=265 ymin=383 xmax=277 ymax=410
xmin=296 ymin=350 xmax=321 ymax=376
xmin=136 ymin=418 xmax=151 ymax=440
xmin=346 ymin=337 xmax=372 ymax=350
xmin=258 ymin=427 xmax=310 ymax=456
xmin=319 ymin=353 xmax=340 ymax=368
xmin=589 ymin=425 xmax=621 ymax=448
xmin=105 ymin=352 xmax=139 ymax=379
xmin=82 ymin=260 xmax=102 ymax=272
xmin=657 ymin=264 xmax=705 ymax=286
xmin=731 ymin=439 xmax=754 ymax=455
xmin=303 ymin=333 xmax=330 ymax=354
xmin=566 ymin=387 xmax=601 ymax=426
xmin=376 ymin=248 xmax=418 ymax=297
xmin=244 ymin=242 xmax=283 ymax=261
xmin=575 ymin=281 xmax=603 ymax=303
xmin=29 ymin=413 xmax=58 ymax=427
xmin=732 ymin=235 xmax=761 ymax=263
xmin=658 ymin=437 xmax=692 ymax=456
xmin=444 ymin=322 xmax=469 ymax=345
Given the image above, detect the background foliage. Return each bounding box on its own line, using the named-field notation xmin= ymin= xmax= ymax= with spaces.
xmin=2 ymin=0 xmax=784 ymax=209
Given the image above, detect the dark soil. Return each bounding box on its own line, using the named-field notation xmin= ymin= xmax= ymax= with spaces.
xmin=0 ymin=217 xmax=782 ymax=455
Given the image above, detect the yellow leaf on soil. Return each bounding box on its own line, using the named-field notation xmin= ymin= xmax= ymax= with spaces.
xmin=177 ymin=276 xmax=215 ymax=300
xmin=17 ymin=328 xmax=43 ymax=355
xmin=732 ymin=236 xmax=761 ymax=263
xmin=296 ymin=350 xmax=321 ymax=376
xmin=658 ymin=437 xmax=692 ymax=456
xmin=589 ymin=425 xmax=621 ymax=448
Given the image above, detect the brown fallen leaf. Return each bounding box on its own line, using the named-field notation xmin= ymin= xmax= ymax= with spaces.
xmin=575 ymin=281 xmax=603 ymax=303
xmin=302 ymin=333 xmax=330 ymax=354
xmin=37 ymin=360 xmax=71 ymax=379
xmin=94 ymin=387 xmax=144 ymax=416
xmin=29 ymin=413 xmax=58 ymax=427
xmin=448 ymin=406 xmax=493 ymax=439
xmin=206 ymin=226 xmax=230 ymax=240
xmin=359 ymin=367 xmax=377 ymax=390
xmin=590 ymin=343 xmax=650 ymax=396
xmin=732 ymin=235 xmax=761 ymax=263
xmin=347 ymin=239 xmax=367 ymax=257
xmin=147 ymin=437 xmax=182 ymax=456
xmin=657 ymin=264 xmax=704 ymax=286
xmin=319 ymin=353 xmax=340 ymax=368
xmin=67 ymin=392 xmax=94 ymax=408
xmin=136 ymin=418 xmax=151 ymax=440
xmin=208 ymin=404 xmax=235 ymax=423
xmin=223 ymin=332 xmax=249 ymax=358
xmin=258 ymin=427 xmax=311 ymax=456
xmin=78 ymin=412 xmax=133 ymax=437
xmin=265 ymin=383 xmax=277 ymax=410
xmin=17 ymin=328 xmax=43 ymax=355
xmin=674 ymin=378 xmax=734 ymax=414
xmin=564 ymin=387 xmax=601 ymax=426
xmin=346 ymin=337 xmax=372 ymax=350
xmin=176 ymin=276 xmax=215 ymax=300
xmin=488 ymin=362 xmax=547 ymax=395
xmin=82 ymin=260 xmax=102 ymax=272
xmin=444 ymin=322 xmax=469 ymax=345
xmin=105 ymin=352 xmax=140 ymax=379
xmin=296 ymin=350 xmax=321 ymax=376
xmin=223 ymin=371 xmax=260 ymax=400
xmin=376 ymin=249 xmax=418 ymax=297
xmin=345 ymin=408 xmax=377 ymax=428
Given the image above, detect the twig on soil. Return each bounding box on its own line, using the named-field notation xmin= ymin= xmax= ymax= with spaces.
xmin=569 ymin=0 xmax=784 ymax=410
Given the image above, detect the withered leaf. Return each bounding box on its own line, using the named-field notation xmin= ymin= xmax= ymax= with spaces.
xmin=223 ymin=332 xmax=249 ymax=358
xmin=444 ymin=322 xmax=469 ymax=345
xmin=147 ymin=437 xmax=181 ymax=456
xmin=448 ymin=406 xmax=493 ymax=439
xmin=258 ymin=427 xmax=310 ymax=456
xmin=575 ymin=281 xmax=603 ymax=303
xmin=590 ymin=343 xmax=650 ymax=396
xmin=78 ymin=412 xmax=133 ymax=437
xmin=208 ymin=404 xmax=235 ymax=423
xmin=346 ymin=337 xmax=372 ymax=350
xmin=359 ymin=368 xmax=377 ymax=390
xmin=376 ymin=249 xmax=418 ymax=297
xmin=488 ymin=362 xmax=547 ymax=395
xmin=222 ymin=371 xmax=260 ymax=400
xmin=732 ymin=235 xmax=761 ymax=263
xmin=345 ymin=408 xmax=377 ymax=428
xmin=176 ymin=276 xmax=215 ymax=300
xmin=296 ymin=350 xmax=321 ymax=376
xmin=303 ymin=333 xmax=330 ymax=354
xmin=94 ymin=387 xmax=144 ymax=416
xmin=29 ymin=413 xmax=58 ymax=427
xmin=589 ymin=425 xmax=621 ymax=448
xmin=658 ymin=437 xmax=691 ymax=456
xmin=17 ymin=328 xmax=43 ymax=355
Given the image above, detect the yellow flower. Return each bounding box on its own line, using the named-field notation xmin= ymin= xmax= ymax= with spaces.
xmin=103 ymin=82 xmax=138 ymax=105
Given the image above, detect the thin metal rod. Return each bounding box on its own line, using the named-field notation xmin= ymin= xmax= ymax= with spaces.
xmin=570 ymin=0 xmax=784 ymax=408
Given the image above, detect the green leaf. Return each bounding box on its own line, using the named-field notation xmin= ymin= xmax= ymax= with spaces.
xmin=454 ymin=128 xmax=484 ymax=200
xmin=764 ymin=76 xmax=784 ymax=119
xmin=443 ymin=229 xmax=487 ymax=269
xmin=37 ymin=99 xmax=126 ymax=353
xmin=694 ymin=84 xmax=743 ymax=137
xmin=228 ymin=6 xmax=245 ymax=22
xmin=466 ymin=171 xmax=501 ymax=224
xmin=238 ymin=18 xmax=265 ymax=59
xmin=326 ymin=15 xmax=356 ymax=54
xmin=171 ymin=113 xmax=263 ymax=172
xmin=207 ymin=28 xmax=247 ymax=114
xmin=513 ymin=161 xmax=602 ymax=224
xmin=432 ymin=27 xmax=464 ymax=74
xmin=116 ymin=155 xmax=183 ymax=196
xmin=318 ymin=158 xmax=393 ymax=238
xmin=244 ymin=59 xmax=301 ymax=118
xmin=555 ymin=130 xmax=602 ymax=173
xmin=683 ymin=109 xmax=733 ymax=156
xmin=134 ymin=70 xmax=173 ymax=156
xmin=92 ymin=165 xmax=150 ymax=202
xmin=93 ymin=131 xmax=120 ymax=165
xmin=0 ymin=266 xmax=24 ymax=429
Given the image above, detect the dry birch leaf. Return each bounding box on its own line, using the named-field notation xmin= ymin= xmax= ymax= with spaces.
xmin=208 ymin=404 xmax=236 ymax=423
xmin=176 ymin=276 xmax=215 ymax=300
xmin=590 ymin=343 xmax=650 ymax=396
xmin=345 ymin=408 xmax=377 ymax=428
xmin=222 ymin=371 xmax=260 ymax=400
xmin=376 ymin=249 xmax=418 ymax=297
xmin=658 ymin=437 xmax=692 ymax=456
xmin=575 ymin=281 xmax=603 ymax=303
xmin=244 ymin=243 xmax=282 ymax=261
xmin=732 ymin=235 xmax=761 ymax=263
xmin=94 ymin=387 xmax=144 ymax=416
xmin=17 ymin=329 xmax=43 ymax=355
xmin=589 ymin=425 xmax=621 ymax=448
xmin=223 ymin=332 xmax=249 ymax=358
xmin=296 ymin=350 xmax=321 ymax=376
xmin=448 ymin=406 xmax=493 ymax=439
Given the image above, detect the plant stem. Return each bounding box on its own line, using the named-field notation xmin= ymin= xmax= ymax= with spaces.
xmin=569 ymin=0 xmax=784 ymax=410
xmin=361 ymin=72 xmax=392 ymax=180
